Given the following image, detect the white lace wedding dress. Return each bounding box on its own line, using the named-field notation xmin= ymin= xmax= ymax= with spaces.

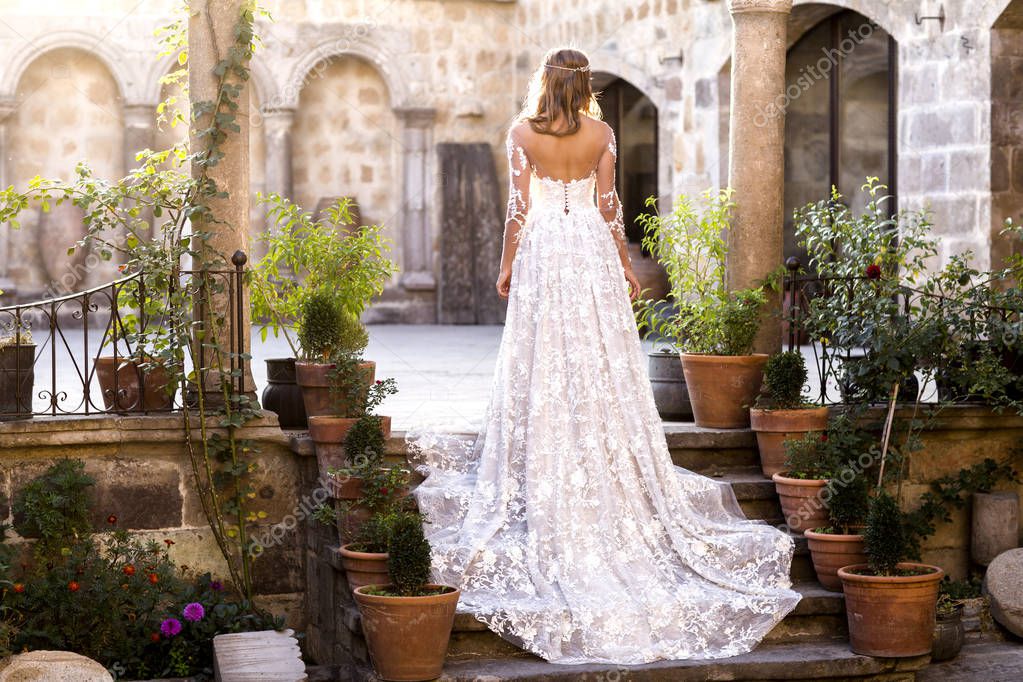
xmin=407 ymin=124 xmax=800 ymax=665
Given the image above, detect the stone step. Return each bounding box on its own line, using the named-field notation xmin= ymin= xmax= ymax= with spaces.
xmin=664 ymin=422 xmax=760 ymax=475
xmin=340 ymin=641 xmax=928 ymax=681
xmin=338 ymin=583 xmax=847 ymax=666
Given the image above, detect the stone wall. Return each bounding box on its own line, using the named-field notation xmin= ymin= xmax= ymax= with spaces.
xmin=991 ymin=5 xmax=1023 ymax=266
xmin=0 ymin=413 xmax=313 ymax=628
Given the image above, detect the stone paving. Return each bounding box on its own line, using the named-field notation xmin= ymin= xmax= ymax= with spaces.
xmin=917 ymin=640 xmax=1023 ymax=681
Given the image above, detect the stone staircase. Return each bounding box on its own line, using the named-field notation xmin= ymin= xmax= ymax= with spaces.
xmin=324 ymin=423 xmax=933 ymax=681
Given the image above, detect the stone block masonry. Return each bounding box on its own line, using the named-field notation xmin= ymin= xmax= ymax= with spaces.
xmin=0 ymin=413 xmax=312 ymax=630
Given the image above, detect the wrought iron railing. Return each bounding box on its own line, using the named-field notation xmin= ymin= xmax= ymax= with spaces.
xmin=0 ymin=253 xmax=247 ymax=420
xmin=782 ymin=257 xmax=1023 ymax=405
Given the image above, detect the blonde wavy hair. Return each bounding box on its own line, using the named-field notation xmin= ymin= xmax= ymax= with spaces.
xmin=517 ymin=47 xmax=602 ymax=136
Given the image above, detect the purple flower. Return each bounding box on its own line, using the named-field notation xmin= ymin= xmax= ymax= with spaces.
xmin=160 ymin=618 xmax=182 ymax=638
xmin=183 ymin=602 xmax=205 ymax=622
xmin=210 ymin=580 xmax=223 ymax=592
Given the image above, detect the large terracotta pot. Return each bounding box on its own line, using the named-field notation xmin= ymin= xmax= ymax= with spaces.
xmin=94 ymin=356 xmax=174 ymax=412
xmin=0 ymin=344 xmax=34 ymax=420
xmin=838 ymin=563 xmax=944 ymax=658
xmin=750 ymin=406 xmax=830 ymax=477
xmin=354 ymin=584 xmax=460 ymax=681
xmin=680 ymin=353 xmax=768 ymax=428
xmin=649 ymin=351 xmax=692 ymax=421
xmin=338 ymin=544 xmax=389 ymax=592
xmin=309 ymin=415 xmax=392 ymax=481
xmin=772 ymin=473 xmax=829 ymax=535
xmin=295 ymin=360 xmax=375 ymax=417
xmin=804 ymin=529 xmax=866 ymax=591
xmin=261 ymin=357 xmax=307 ymax=428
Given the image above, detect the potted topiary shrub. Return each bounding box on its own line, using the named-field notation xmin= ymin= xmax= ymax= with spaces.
xmin=750 ymin=350 xmax=829 ymax=476
xmin=772 ymin=430 xmax=834 ymax=535
xmin=337 ymin=510 xmax=397 ymax=593
xmin=0 ymin=325 xmax=35 ymax=420
xmin=354 ymin=512 xmax=459 ymax=681
xmin=837 ymin=491 xmax=944 ymax=657
xmin=252 ymin=195 xmax=397 ymax=428
xmin=637 ymin=189 xmax=769 ymax=429
xmin=295 ymin=289 xmax=374 ymax=419
xmin=805 ymin=451 xmax=870 ymax=591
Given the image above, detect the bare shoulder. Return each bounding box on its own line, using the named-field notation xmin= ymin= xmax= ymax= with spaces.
xmin=508 ymin=121 xmax=532 ymax=143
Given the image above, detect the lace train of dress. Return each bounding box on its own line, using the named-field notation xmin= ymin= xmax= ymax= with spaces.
xmin=407 ymin=128 xmax=800 ymax=665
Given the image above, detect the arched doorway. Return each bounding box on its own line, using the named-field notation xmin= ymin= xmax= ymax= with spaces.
xmin=594 ymin=74 xmax=659 ymax=245
xmin=783 ymin=8 xmax=897 ymax=267
xmin=991 ymin=0 xmax=1023 ymax=266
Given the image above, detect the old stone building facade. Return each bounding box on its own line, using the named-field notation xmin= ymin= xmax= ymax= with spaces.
xmin=0 ymin=0 xmax=1019 ymax=321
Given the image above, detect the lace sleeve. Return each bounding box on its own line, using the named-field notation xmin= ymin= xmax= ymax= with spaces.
xmin=505 ymin=130 xmax=531 ymax=236
xmin=596 ymin=128 xmax=626 ymax=242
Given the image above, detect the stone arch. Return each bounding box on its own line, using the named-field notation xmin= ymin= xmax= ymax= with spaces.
xmin=140 ymin=51 xmax=276 ymax=109
xmin=282 ymin=32 xmax=419 ymax=110
xmin=0 ymin=30 xmax=132 ymax=101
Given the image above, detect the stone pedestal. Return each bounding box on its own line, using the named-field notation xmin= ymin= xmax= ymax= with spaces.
xmin=726 ymin=0 xmax=793 ymax=354
xmin=972 ymin=491 xmax=1020 ymax=566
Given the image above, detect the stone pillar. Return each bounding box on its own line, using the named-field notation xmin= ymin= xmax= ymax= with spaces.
xmin=123 ymin=103 xmax=157 ymax=243
xmin=394 ymin=106 xmax=437 ymax=291
xmin=726 ymin=0 xmax=792 ymax=354
xmin=189 ymin=0 xmax=254 ymax=393
xmin=262 ymin=108 xmax=295 ymax=208
xmin=0 ymin=99 xmax=16 ymax=298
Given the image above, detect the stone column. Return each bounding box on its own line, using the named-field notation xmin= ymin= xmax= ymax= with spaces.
xmin=394 ymin=106 xmax=437 ymax=291
xmin=0 ymin=99 xmax=16 ymax=298
xmin=262 ymin=108 xmax=295 ymax=208
xmin=726 ymin=0 xmax=793 ymax=354
xmin=123 ymin=103 xmax=157 ymax=242
xmin=189 ymin=0 xmax=254 ymax=393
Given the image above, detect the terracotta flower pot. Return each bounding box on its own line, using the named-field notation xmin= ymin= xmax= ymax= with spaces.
xmin=261 ymin=357 xmax=307 ymax=428
xmin=354 ymin=584 xmax=460 ymax=681
xmin=750 ymin=406 xmax=829 ymax=477
xmin=295 ymin=360 xmax=375 ymax=417
xmin=838 ymin=563 xmax=944 ymax=658
xmin=309 ymin=415 xmax=393 ymax=482
xmin=94 ymin=356 xmax=174 ymax=412
xmin=338 ymin=544 xmax=389 ymax=592
xmin=680 ymin=353 xmax=768 ymax=428
xmin=804 ymin=529 xmax=866 ymax=591
xmin=772 ymin=472 xmax=829 ymax=535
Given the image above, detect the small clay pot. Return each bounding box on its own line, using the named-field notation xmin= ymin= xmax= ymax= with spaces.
xmin=750 ymin=406 xmax=829 ymax=477
xmin=772 ymin=472 xmax=830 ymax=535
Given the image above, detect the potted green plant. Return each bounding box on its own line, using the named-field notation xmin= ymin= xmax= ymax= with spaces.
xmin=772 ymin=429 xmax=835 ymax=535
xmin=354 ymin=512 xmax=459 ymax=682
xmin=636 ymin=189 xmax=769 ymax=428
xmin=804 ymin=452 xmax=870 ymax=591
xmin=0 ymin=324 xmax=34 ymax=420
xmin=252 ymin=195 xmax=397 ymax=427
xmin=750 ymin=350 xmax=829 ymax=476
xmin=337 ymin=510 xmax=399 ymax=593
xmin=837 ymin=491 xmax=944 ymax=657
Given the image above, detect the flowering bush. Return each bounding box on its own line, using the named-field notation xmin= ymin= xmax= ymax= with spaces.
xmin=2 ymin=460 xmax=283 ymax=679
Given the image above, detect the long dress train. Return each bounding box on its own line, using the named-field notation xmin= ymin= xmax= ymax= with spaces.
xmin=407 ymin=125 xmax=800 ymax=665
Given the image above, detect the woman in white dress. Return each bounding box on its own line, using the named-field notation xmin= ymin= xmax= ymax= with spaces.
xmin=408 ymin=47 xmax=800 ymax=665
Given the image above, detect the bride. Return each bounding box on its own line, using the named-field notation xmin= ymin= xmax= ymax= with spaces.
xmin=408 ymin=47 xmax=800 ymax=665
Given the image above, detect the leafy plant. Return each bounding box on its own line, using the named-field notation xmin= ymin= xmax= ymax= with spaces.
xmin=759 ymin=350 xmax=808 ymax=409
xmin=863 ymin=491 xmax=907 ymax=577
xmin=782 ymin=432 xmax=833 ymax=480
xmin=635 ymin=189 xmax=768 ymax=355
xmin=251 ymin=194 xmax=397 ymax=358
xmin=13 ymin=459 xmax=94 ymax=556
xmin=297 ymin=289 xmax=368 ymax=363
xmin=387 ymin=512 xmax=432 ymax=597
xmin=344 ymin=414 xmax=387 ymax=464
xmin=825 ymin=465 xmax=870 ymax=534
xmin=0 ymin=324 xmax=32 ymax=349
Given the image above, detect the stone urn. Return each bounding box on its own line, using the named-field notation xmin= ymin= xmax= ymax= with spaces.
xmin=971 ymin=491 xmax=1019 ymax=566
xmin=261 ymin=357 xmax=307 ymax=428
xmin=932 ymin=602 xmax=965 ymax=662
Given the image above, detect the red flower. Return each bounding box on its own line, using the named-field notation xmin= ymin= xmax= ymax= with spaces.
xmin=148 ymin=573 xmax=159 ymax=585
xmin=375 ymin=380 xmax=382 ymax=385
xmin=820 ymin=433 xmax=829 ymax=442
xmin=68 ymin=581 xmax=80 ymax=592
xmin=107 ymin=514 xmax=118 ymax=525
xmin=865 ymin=264 xmax=882 ymax=280
xmin=12 ymin=583 xmax=24 ymax=594
xmin=379 ymin=487 xmax=389 ymax=496
xmin=150 ymin=632 xmax=160 ymax=643
xmin=123 ymin=564 xmax=136 ymax=577
xmin=164 ymin=539 xmax=175 ymax=547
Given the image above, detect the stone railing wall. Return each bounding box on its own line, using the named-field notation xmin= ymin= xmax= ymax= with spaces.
xmin=0 ymin=413 xmax=311 ymax=628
